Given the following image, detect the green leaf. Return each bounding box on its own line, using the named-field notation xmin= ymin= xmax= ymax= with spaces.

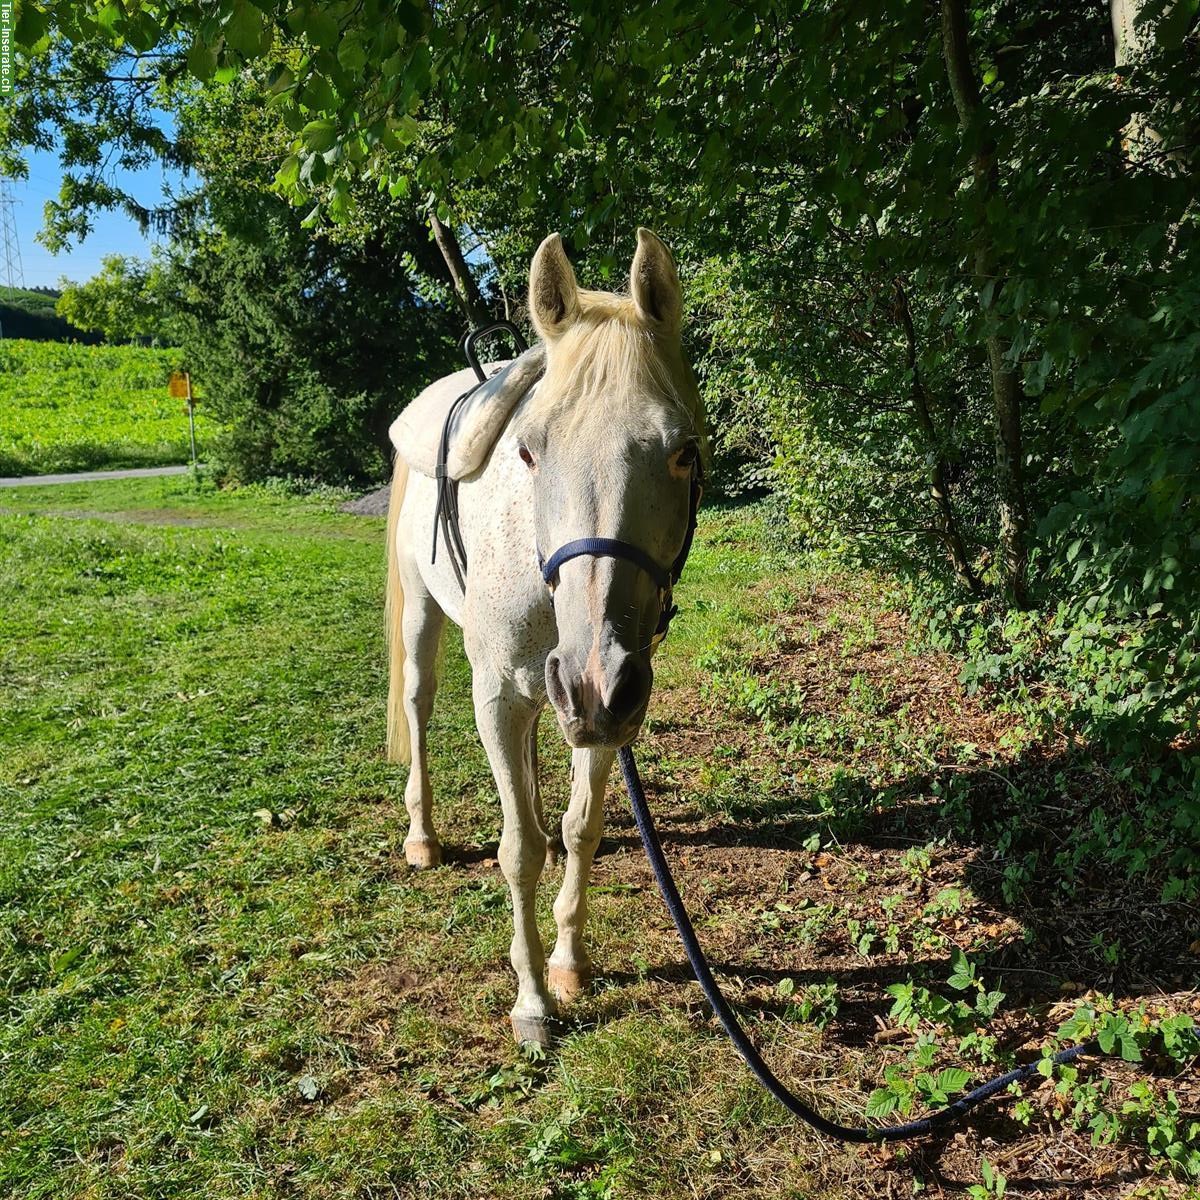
xmin=14 ymin=3 xmax=51 ymax=47
xmin=123 ymin=11 xmax=162 ymax=53
xmin=51 ymin=946 xmax=84 ymax=975
xmin=947 ymin=948 xmax=975 ymax=990
xmin=187 ymin=39 xmax=220 ymax=82
xmin=224 ymin=1 xmax=266 ymax=57
xmin=298 ymin=72 xmax=336 ymax=111
xmin=302 ymin=7 xmax=339 ymax=48
xmin=298 ymin=152 xmax=326 ymax=186
xmin=397 ymin=1 xmax=425 ymax=37
xmin=338 ymin=35 xmax=367 ymax=74
xmin=935 ymin=1067 xmax=971 ymax=1094
xmin=302 ymin=120 xmax=338 ymax=152
xmin=274 ymin=154 xmax=301 ymax=189
xmin=865 ymin=1088 xmax=898 ymax=1119
xmin=266 ymin=64 xmax=295 ymax=95
xmin=96 ymin=3 xmax=121 ymax=32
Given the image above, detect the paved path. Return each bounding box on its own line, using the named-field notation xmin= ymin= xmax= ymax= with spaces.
xmin=0 ymin=464 xmax=193 ymax=488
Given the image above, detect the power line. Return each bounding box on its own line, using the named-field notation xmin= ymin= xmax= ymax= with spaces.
xmin=0 ymin=178 xmax=26 ymax=290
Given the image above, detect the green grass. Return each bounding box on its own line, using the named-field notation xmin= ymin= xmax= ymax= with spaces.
xmin=0 ymin=340 xmax=216 ymax=476
xmin=0 ymin=478 xmax=790 ymax=1198
xmin=1 ymin=478 xmax=1196 ymax=1199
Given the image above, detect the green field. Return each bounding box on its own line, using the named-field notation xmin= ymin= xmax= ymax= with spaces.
xmin=0 ymin=478 xmax=1196 ymax=1198
xmin=0 ymin=340 xmax=214 ymax=476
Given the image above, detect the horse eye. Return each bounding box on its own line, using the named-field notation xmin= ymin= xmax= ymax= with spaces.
xmin=673 ymin=443 xmax=698 ymax=470
xmin=518 ymin=444 xmax=535 ymax=468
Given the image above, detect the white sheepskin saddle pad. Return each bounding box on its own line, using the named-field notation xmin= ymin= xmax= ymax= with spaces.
xmin=389 ymin=344 xmax=546 ymax=480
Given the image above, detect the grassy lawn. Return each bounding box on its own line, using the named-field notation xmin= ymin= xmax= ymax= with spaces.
xmin=1 ymin=477 xmax=1196 ymax=1198
xmin=0 ymin=341 xmax=217 ymax=476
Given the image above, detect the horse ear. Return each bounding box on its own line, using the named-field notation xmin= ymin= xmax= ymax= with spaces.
xmin=529 ymin=233 xmax=581 ymax=340
xmin=630 ymin=227 xmax=682 ymax=332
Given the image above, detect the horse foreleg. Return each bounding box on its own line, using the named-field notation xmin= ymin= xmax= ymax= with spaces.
xmin=400 ymin=567 xmax=446 ymax=868
xmin=547 ymin=747 xmax=614 ymax=1002
xmin=472 ymin=669 xmax=556 ymax=1044
xmin=526 ymin=716 xmax=563 ymax=866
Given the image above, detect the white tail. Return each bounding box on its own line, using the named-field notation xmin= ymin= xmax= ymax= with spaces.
xmin=385 ymin=454 xmax=411 ymax=764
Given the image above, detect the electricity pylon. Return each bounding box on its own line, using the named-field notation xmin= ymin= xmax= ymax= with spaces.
xmin=0 ymin=178 xmax=26 ymax=291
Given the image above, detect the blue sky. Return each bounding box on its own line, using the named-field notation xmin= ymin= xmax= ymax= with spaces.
xmin=8 ymin=145 xmax=183 ymax=289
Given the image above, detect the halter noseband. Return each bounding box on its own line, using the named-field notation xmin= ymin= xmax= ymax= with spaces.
xmin=537 ymin=463 xmax=703 ymax=643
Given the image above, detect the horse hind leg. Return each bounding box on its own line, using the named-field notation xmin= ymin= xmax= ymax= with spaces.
xmin=399 ymin=565 xmax=446 ymax=869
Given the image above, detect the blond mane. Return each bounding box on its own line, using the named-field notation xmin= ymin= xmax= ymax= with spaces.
xmin=524 ymin=289 xmax=706 ymax=446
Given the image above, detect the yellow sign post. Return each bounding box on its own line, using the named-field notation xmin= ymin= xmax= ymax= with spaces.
xmin=168 ymin=371 xmax=197 ymax=468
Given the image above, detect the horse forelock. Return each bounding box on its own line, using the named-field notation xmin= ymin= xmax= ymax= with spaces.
xmin=520 ymin=289 xmax=704 ymax=448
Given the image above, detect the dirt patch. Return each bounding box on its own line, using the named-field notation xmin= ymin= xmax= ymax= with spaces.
xmin=0 ymin=505 xmax=217 ymax=527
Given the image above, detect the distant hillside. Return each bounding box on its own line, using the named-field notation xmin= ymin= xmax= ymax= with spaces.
xmin=0 ymin=285 xmax=102 ymax=343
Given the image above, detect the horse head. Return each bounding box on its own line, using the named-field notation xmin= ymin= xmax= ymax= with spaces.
xmin=512 ymin=229 xmax=706 ymax=749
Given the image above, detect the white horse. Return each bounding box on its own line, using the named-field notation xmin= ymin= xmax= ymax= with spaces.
xmin=385 ymin=229 xmax=705 ymax=1043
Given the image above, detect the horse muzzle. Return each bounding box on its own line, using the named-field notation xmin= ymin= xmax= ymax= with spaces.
xmin=545 ymin=648 xmax=652 ymax=748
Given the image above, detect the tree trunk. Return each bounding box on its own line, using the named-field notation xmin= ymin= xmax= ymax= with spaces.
xmin=1110 ymin=0 xmax=1148 ymax=61
xmin=940 ymin=0 xmax=1031 ymax=607
xmin=894 ymin=280 xmax=982 ymax=595
xmin=1111 ymin=0 xmax=1151 ymax=157
xmin=429 ymin=211 xmax=489 ymax=329
xmin=1111 ymin=0 xmax=1178 ymax=162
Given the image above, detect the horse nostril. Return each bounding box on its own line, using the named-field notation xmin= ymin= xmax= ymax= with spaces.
xmin=546 ymin=651 xmax=572 ymax=713
xmin=605 ymin=656 xmax=649 ymax=724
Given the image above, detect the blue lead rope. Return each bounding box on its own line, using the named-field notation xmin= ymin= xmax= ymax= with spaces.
xmin=616 ymin=746 xmax=1103 ymax=1143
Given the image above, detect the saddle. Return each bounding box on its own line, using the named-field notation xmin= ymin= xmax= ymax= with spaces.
xmin=388 ymin=343 xmax=546 ymax=481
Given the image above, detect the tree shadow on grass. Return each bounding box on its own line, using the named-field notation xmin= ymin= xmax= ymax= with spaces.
xmin=607 ymin=729 xmax=1199 ymax=1019
xmin=0 ymin=442 xmax=187 ymax=478
xmin=569 ymin=732 xmax=1199 ymax=1195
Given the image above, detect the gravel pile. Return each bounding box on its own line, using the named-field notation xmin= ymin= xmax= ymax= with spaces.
xmin=340 ymin=485 xmax=391 ymax=516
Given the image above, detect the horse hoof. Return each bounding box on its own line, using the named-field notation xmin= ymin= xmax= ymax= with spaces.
xmin=510 ymin=1013 xmax=555 ymax=1047
xmin=404 ymin=839 xmax=442 ymax=869
xmin=547 ymin=965 xmax=591 ymax=1002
